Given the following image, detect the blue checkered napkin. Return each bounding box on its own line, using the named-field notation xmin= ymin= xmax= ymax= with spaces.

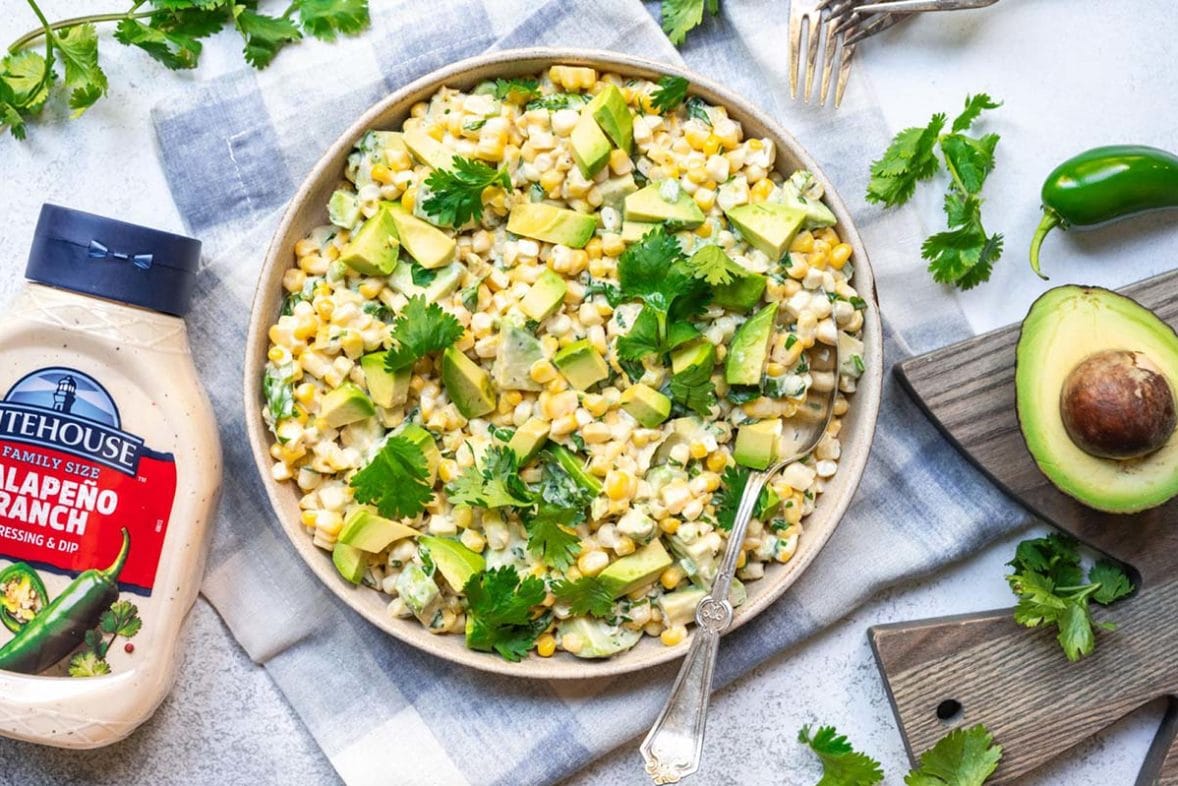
xmin=152 ymin=1 xmax=1028 ymax=783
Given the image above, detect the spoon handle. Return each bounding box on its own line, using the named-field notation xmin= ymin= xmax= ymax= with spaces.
xmin=639 ymin=471 xmax=769 ymax=783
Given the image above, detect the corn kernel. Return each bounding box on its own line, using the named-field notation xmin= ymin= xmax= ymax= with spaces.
xmin=358 ymin=280 xmax=383 ymax=300
xmin=294 ymin=238 xmax=318 ymax=257
xmin=370 ymin=163 xmax=393 ymax=184
xmin=736 ymin=549 xmax=747 ymax=569
xmin=439 ymin=458 xmax=459 ymax=483
xmin=562 ymin=632 xmax=584 ymax=655
xmin=766 ymin=362 xmax=785 ymax=377
xmin=660 ymin=625 xmax=687 ymax=647
xmin=660 ymin=565 xmax=686 ymax=590
xmin=659 ymin=516 xmax=680 ymax=535
xmin=300 ymin=510 xmax=317 ymax=527
xmin=536 ymin=633 xmax=557 ymax=658
xmin=706 ymin=451 xmax=729 ymax=473
xmin=267 ymin=346 xmax=285 ymax=363
xmin=790 ymin=230 xmax=815 ymax=254
xmin=605 ymin=470 xmax=636 ymax=501
xmin=689 ymin=441 xmax=708 ymax=460
xmin=540 ymin=169 xmax=563 ymax=194
xmin=614 ymin=535 xmax=636 ymax=556
xmin=529 ymin=360 xmax=557 ymax=384
xmin=830 ymin=242 xmax=853 ymax=269
xmin=693 ymin=187 xmax=716 ymax=212
xmin=695 ymin=221 xmax=713 ymax=239
xmin=295 ymin=382 xmax=315 ymax=404
xmin=577 ymin=548 xmax=609 ymax=577
xmin=701 ymin=134 xmax=721 ymax=156
xmin=750 ymin=178 xmax=775 ymax=203
xmin=402 ymin=187 xmax=417 ymax=213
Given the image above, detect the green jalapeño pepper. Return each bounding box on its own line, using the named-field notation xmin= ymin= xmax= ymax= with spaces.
xmin=0 ymin=563 xmax=49 ymax=634
xmin=1030 ymin=145 xmax=1178 ymax=278
xmin=0 ymin=530 xmax=129 ymax=675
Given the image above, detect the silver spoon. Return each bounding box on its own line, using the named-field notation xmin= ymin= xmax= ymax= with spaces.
xmin=640 ymin=342 xmax=840 ymax=784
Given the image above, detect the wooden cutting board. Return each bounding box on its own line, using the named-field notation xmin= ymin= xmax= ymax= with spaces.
xmin=875 ymin=269 xmax=1178 ymax=785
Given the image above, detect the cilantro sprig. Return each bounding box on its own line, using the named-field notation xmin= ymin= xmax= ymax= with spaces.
xmin=798 ymin=725 xmax=884 ymax=786
xmin=462 ymin=566 xmax=549 ymax=662
xmin=446 ymin=445 xmax=533 ymax=509
xmin=383 ymin=296 xmax=464 ymax=373
xmin=650 ymin=74 xmax=689 ymax=113
xmin=685 ymin=245 xmax=747 ymax=287
xmin=712 ymin=466 xmax=771 ymax=531
xmin=866 ymin=94 xmax=1003 ymax=290
xmin=68 ymin=599 xmax=143 ymax=678
xmin=349 ymin=434 xmax=434 ymax=519
xmin=421 ymin=156 xmax=511 ymax=227
xmin=905 ymin=724 xmax=1002 ymax=786
xmin=2 ymin=0 xmax=371 ymax=140
xmin=1005 ymin=533 xmax=1134 ymax=661
xmin=552 ymin=576 xmax=614 ymax=617
xmin=660 ymin=0 xmax=720 ymax=46
xmin=492 ymin=77 xmax=540 ymax=105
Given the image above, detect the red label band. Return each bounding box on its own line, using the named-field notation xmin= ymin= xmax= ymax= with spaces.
xmin=0 ymin=440 xmax=176 ymax=593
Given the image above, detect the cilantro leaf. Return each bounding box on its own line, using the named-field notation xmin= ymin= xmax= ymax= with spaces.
xmin=292 ymin=0 xmax=370 ymax=41
xmin=799 ymin=725 xmax=884 ymax=786
xmin=446 ymin=445 xmax=533 ymax=509
xmin=422 ymin=156 xmax=511 ymax=227
xmin=263 ymin=364 xmax=297 ymax=429
xmin=940 ymin=132 xmax=999 ymax=195
xmin=712 ymin=466 xmax=770 ymax=531
xmin=523 ymin=505 xmax=582 ymax=570
xmin=552 ymin=576 xmax=614 ymax=617
xmin=2 ymin=50 xmax=53 ymax=113
xmin=686 ymin=245 xmax=745 ymax=287
xmin=493 ymin=77 xmax=540 ymax=105
xmin=68 ymin=650 xmax=111 ymax=678
xmin=99 ymin=600 xmax=143 ymax=639
xmin=52 ymin=24 xmax=107 ymax=117
xmin=114 ymin=19 xmax=204 ymax=70
xmin=904 ymin=724 xmax=1002 ymax=786
xmin=651 ymin=74 xmax=690 ymax=112
xmin=668 ymin=351 xmax=716 ymax=417
xmin=235 ymin=8 xmax=302 ymax=69
xmin=951 ymin=93 xmax=1000 ymax=133
xmin=350 ymin=435 xmax=434 ymax=519
xmin=865 ymin=114 xmax=945 ymax=207
xmin=463 ymin=566 xmax=548 ymax=661
xmin=1089 ymin=560 xmax=1134 ymax=605
xmin=616 ymin=306 xmax=664 ymax=362
xmin=535 ymin=454 xmax=596 ymax=511
xmin=616 ymin=224 xmax=707 ymax=358
xmin=922 ymin=221 xmax=1003 ymax=291
xmin=383 ymin=296 xmax=464 ymax=372
xmin=661 ymin=0 xmax=720 ymax=46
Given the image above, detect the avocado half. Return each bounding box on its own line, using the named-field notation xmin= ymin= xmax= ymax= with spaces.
xmin=1016 ymin=286 xmax=1178 ymax=513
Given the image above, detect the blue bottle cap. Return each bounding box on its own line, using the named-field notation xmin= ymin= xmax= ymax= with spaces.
xmin=25 ymin=204 xmax=201 ymax=318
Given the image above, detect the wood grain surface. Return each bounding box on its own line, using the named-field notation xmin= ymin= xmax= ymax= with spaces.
xmin=876 ymin=269 xmax=1178 ymax=784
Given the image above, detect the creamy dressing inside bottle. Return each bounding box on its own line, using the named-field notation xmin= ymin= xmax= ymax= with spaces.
xmin=0 ymin=205 xmax=221 ymax=748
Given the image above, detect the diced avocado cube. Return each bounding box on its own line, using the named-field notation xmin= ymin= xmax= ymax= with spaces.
xmin=520 ymin=269 xmax=568 ymax=322
xmin=339 ymin=205 xmax=399 ymax=276
xmin=734 ymin=418 xmax=782 ymax=470
xmin=598 ymin=539 xmax=673 ymax=597
xmin=838 ymin=331 xmax=866 ymax=379
xmin=369 ymin=130 xmax=409 ymax=164
xmin=507 ymin=202 xmax=597 ymax=248
xmin=620 ymin=384 xmax=672 ymax=428
xmin=395 ymin=563 xmax=441 ymax=623
xmin=389 ymin=202 xmax=456 ymax=269
xmin=508 ymin=418 xmax=551 ymax=464
xmin=441 ymin=346 xmax=496 ymax=419
xmin=419 ymin=536 xmax=485 ymax=592
xmin=557 ymin=617 xmax=642 ymax=659
xmin=332 ymin=542 xmax=367 ymax=584
xmin=726 ymin=303 xmax=777 ymax=386
xmin=388 ymin=260 xmax=465 ymax=303
xmin=548 ymin=443 xmax=603 ymax=495
xmin=756 ymin=487 xmax=782 ymax=519
xmin=571 ymin=109 xmax=611 ymax=178
xmin=658 ymin=587 xmax=705 ymax=627
xmin=586 ymin=83 xmax=633 ymax=154
xmin=779 ymin=170 xmax=837 ymax=229
xmin=339 ymin=506 xmax=419 ymax=552
xmin=394 ymin=423 xmax=441 ymax=484
xmin=724 ymin=203 xmax=806 ymax=260
xmin=553 ymin=339 xmax=609 ymax=390
xmin=402 ymin=124 xmax=454 ymax=170
xmin=599 ymin=173 xmax=638 ymax=211
xmin=670 ymin=340 xmax=716 ymax=377
xmin=624 ymin=183 xmax=705 ymax=229
xmin=328 ymin=189 xmax=361 ymax=229
xmin=361 ymin=352 xmax=411 ymax=409
xmin=492 ymin=325 xmax=544 ymax=391
xmin=621 ymin=221 xmax=657 ymax=244
xmin=320 ymin=382 xmax=376 ymax=428
xmin=713 ymin=272 xmax=767 ymax=311
xmin=652 ymin=416 xmax=707 ymax=465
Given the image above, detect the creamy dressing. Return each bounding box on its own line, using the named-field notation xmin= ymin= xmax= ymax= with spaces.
xmin=0 ymin=207 xmax=221 ymax=748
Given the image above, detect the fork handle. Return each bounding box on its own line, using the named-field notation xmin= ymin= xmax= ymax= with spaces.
xmin=855 ymin=0 xmax=997 ymax=13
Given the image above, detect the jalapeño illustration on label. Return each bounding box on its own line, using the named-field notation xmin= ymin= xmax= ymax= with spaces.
xmin=0 ymin=368 xmax=177 ymax=676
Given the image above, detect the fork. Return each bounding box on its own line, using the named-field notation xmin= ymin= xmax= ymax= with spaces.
xmin=639 ymin=343 xmax=840 ymax=784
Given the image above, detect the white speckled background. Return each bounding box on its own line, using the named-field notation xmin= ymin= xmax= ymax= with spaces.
xmin=1 ymin=1 xmax=1175 ymax=783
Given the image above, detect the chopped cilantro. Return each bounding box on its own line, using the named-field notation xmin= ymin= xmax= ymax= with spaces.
xmin=349 ymin=435 xmax=434 ymax=519
xmin=463 ymin=566 xmax=549 ymax=662
xmin=422 ymin=156 xmax=511 ymax=227
xmin=798 ymin=725 xmax=884 ymax=786
xmin=651 ymin=75 xmax=689 ymax=113
xmin=552 ymin=576 xmax=614 ymax=617
xmin=383 ymin=296 xmax=464 ymax=373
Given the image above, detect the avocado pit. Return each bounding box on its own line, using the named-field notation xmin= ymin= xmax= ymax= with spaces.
xmin=1059 ymin=349 xmax=1176 ymax=460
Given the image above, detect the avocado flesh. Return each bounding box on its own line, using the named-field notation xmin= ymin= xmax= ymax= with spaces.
xmin=328 ymin=190 xmax=361 ymax=229
xmin=508 ymin=418 xmax=551 ymax=464
xmin=725 ymin=203 xmax=806 ymax=259
xmin=598 ymin=539 xmax=673 ymax=597
xmin=624 ymin=184 xmax=705 ymax=229
xmin=389 ymin=202 xmax=457 ymax=269
xmin=553 ymin=339 xmax=609 ymax=390
xmin=520 ymin=269 xmax=568 ymax=322
xmin=395 ymin=423 xmax=441 ymax=484
xmin=621 ymin=221 xmax=657 ymax=244
xmin=419 ymin=536 xmax=485 ymax=592
xmin=493 ymin=325 xmax=544 ymax=391
xmin=587 ymin=84 xmax=633 ymax=153
xmin=332 ymin=542 xmax=367 ymax=584
xmin=339 ymin=206 xmax=400 ymax=276
xmin=726 ymin=303 xmax=778 ymax=385
xmin=507 ymin=202 xmax=597 ymax=248
xmin=558 ymin=617 xmax=641 ymax=659
xmin=670 ymin=340 xmax=715 ymax=377
xmin=339 ymin=507 xmax=419 ymax=552
xmin=389 ymin=261 xmax=465 ymax=303
xmin=571 ymin=110 xmax=612 ymax=178
xmin=734 ymin=418 xmax=782 ymax=470
xmin=1017 ymin=286 xmax=1178 ymax=513
xmin=361 ymin=352 xmax=411 ymax=409
xmin=320 ymin=382 xmax=376 ymax=428
xmin=441 ymin=346 xmax=496 ymax=419
xmin=402 ymin=125 xmax=454 ymax=170
xmin=713 ymin=273 xmax=767 ymax=311
xmin=620 ymin=383 xmax=671 ymax=427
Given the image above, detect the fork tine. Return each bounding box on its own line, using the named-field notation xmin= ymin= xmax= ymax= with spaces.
xmin=817 ymin=18 xmax=841 ymax=106
xmin=834 ymin=41 xmax=856 ymax=107
xmin=802 ymin=11 xmax=822 ymax=102
xmin=789 ymin=4 xmax=804 ymax=99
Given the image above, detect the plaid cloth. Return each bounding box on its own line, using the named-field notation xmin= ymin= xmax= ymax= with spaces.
xmin=151 ymin=1 xmax=1028 ymax=783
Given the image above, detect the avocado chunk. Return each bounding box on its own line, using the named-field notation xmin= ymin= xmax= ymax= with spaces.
xmin=339 ymin=507 xmax=419 ymax=552
xmin=837 ymin=331 xmax=865 ymax=380
xmin=621 ymin=221 xmax=657 ymax=244
xmin=725 ymin=203 xmax=806 ymax=260
xmin=554 ymin=339 xmax=609 ymax=390
xmin=571 ymin=109 xmax=612 ymax=178
xmin=507 ymin=202 xmax=597 ymax=248
xmin=558 ymin=617 xmax=641 ymax=659
xmin=395 ymin=563 xmax=441 ymax=623
xmin=620 ymin=383 xmax=671 ymax=427
xmin=402 ymin=124 xmax=454 ymax=170
xmin=586 ymin=83 xmax=633 ymax=153
xmin=389 ymin=260 xmax=465 ymax=302
xmin=361 ymin=352 xmax=411 ymax=409
xmin=598 ymin=539 xmax=673 ymax=597
xmin=367 ymin=130 xmax=409 ymax=163
xmin=599 ymin=173 xmax=638 ymax=211
xmin=508 ymin=418 xmax=550 ymax=464
xmin=332 ymin=542 xmax=367 ymax=584
xmin=548 ymin=443 xmax=603 ymax=496
xmin=419 ymin=536 xmax=485 ymax=592
xmin=624 ymin=183 xmax=705 ymax=229
xmin=671 ymin=340 xmax=716 ymax=377
xmin=653 ymin=416 xmax=708 ymax=464
xmin=441 ymin=346 xmax=496 ymax=419
xmin=339 ymin=205 xmax=400 ymax=276
xmin=779 ymin=170 xmax=837 ymax=229
xmin=734 ymin=418 xmax=782 ymax=470
xmin=328 ymin=189 xmax=361 ymax=229
xmin=394 ymin=423 xmax=441 ymax=484
xmin=658 ymin=587 xmax=705 ymax=627
xmin=389 ymin=202 xmax=456 ymax=269
xmin=520 ymin=268 xmax=568 ymax=322
xmin=1017 ymin=286 xmax=1178 ymax=513
xmin=493 ymin=325 xmax=544 ymax=391
xmin=713 ymin=272 xmax=767 ymax=311
xmin=320 ymin=382 xmax=376 ymax=428
xmin=726 ymin=303 xmax=777 ymax=386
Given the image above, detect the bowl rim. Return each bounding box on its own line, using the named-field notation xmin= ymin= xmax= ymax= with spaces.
xmin=243 ymin=46 xmax=884 ymax=679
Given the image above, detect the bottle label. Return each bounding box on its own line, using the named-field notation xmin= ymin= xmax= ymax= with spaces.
xmin=0 ymin=367 xmax=176 ymax=593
